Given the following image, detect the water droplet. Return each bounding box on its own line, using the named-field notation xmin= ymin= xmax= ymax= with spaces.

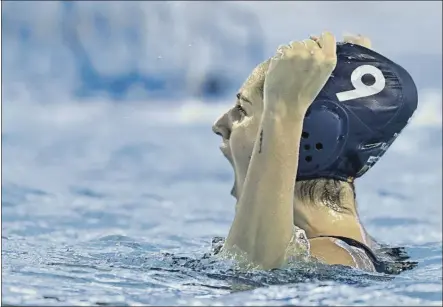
xmin=157 ymin=56 xmax=163 ymax=59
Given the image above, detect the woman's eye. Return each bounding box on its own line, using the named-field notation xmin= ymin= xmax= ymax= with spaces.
xmin=235 ymin=104 xmax=247 ymax=116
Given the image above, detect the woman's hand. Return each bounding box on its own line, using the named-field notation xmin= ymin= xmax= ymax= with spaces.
xmin=343 ymin=33 xmax=372 ymax=49
xmin=263 ymin=32 xmax=337 ymax=117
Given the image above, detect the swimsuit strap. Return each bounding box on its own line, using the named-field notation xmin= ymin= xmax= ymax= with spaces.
xmin=316 ymin=235 xmax=417 ymax=275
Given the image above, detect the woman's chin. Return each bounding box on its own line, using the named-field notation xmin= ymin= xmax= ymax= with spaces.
xmin=230 ymin=184 xmax=236 ymax=198
xmin=230 ymin=178 xmax=239 ymax=199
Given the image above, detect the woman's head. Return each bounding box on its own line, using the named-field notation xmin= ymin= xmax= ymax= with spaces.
xmin=212 ymin=59 xmax=354 ymax=210
xmin=212 ymin=43 xmax=417 ymax=203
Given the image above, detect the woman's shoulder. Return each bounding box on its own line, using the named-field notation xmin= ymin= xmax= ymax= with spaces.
xmin=309 ymin=236 xmax=418 ymax=274
xmin=309 ymin=236 xmax=377 ymax=272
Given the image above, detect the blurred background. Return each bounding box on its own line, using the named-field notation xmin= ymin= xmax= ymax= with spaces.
xmin=2 ymin=1 xmax=442 ymax=102
xmin=2 ymin=2 xmax=442 ymax=306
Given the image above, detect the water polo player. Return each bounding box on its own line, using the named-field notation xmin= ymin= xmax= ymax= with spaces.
xmin=211 ymin=32 xmax=418 ymax=273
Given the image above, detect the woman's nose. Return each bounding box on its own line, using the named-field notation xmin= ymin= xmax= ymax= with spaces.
xmin=212 ymin=113 xmax=231 ymax=140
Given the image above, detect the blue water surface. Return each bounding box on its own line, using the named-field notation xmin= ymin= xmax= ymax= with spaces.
xmin=2 ymin=98 xmax=442 ymax=306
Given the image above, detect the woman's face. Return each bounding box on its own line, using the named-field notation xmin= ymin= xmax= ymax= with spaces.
xmin=212 ymin=61 xmax=269 ymax=199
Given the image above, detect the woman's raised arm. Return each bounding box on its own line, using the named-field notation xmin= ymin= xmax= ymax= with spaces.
xmin=221 ymin=32 xmax=338 ymax=270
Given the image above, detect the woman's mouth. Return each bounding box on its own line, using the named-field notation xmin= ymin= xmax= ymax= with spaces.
xmin=219 ymin=141 xmax=228 ymax=154
xmin=219 ymin=142 xmax=232 ymax=161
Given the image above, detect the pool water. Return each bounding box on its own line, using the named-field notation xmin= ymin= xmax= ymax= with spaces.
xmin=2 ymin=99 xmax=442 ymax=306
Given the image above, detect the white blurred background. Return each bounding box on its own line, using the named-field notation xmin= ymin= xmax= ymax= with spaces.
xmin=2 ymin=1 xmax=442 ymax=102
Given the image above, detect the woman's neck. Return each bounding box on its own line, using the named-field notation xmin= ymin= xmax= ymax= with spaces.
xmin=292 ymin=181 xmax=369 ymax=245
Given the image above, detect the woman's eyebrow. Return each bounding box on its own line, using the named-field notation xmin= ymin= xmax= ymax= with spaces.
xmin=236 ymin=93 xmax=252 ymax=105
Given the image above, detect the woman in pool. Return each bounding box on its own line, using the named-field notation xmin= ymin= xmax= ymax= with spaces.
xmin=211 ymin=32 xmax=418 ymax=273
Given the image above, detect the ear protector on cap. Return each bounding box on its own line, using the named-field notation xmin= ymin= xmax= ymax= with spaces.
xmin=296 ymin=42 xmax=418 ymax=181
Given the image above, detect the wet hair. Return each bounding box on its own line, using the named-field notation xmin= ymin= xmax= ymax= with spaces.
xmin=294 ymin=178 xmax=356 ymax=213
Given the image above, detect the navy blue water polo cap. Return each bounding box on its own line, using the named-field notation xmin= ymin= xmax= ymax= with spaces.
xmin=297 ymin=42 xmax=418 ymax=182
